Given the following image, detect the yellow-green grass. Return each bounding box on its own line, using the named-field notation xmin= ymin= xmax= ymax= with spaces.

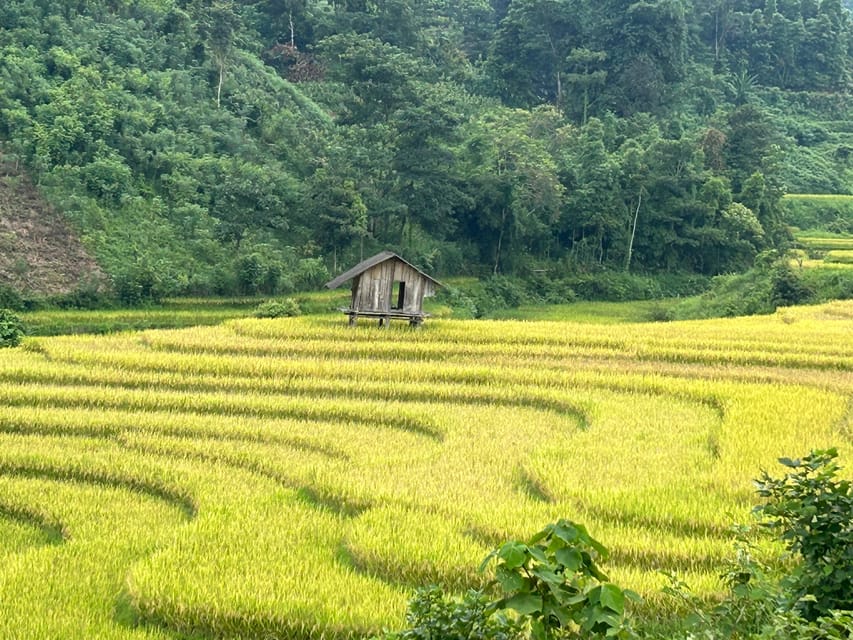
xmin=798 ymin=236 xmax=853 ymax=251
xmin=486 ymin=299 xmax=679 ymax=322
xmin=793 ymin=258 xmax=853 ymax=270
xmin=784 ymin=194 xmax=853 ymax=202
xmin=18 ymin=290 xmax=351 ymax=337
xmin=825 ymin=250 xmax=853 ymax=264
xmin=20 ymin=305 xmax=256 ymax=336
xmin=0 ymin=473 xmax=188 ymax=639
xmin=0 ymin=301 xmax=852 ymax=638
xmin=0 ymin=508 xmax=59 ymax=558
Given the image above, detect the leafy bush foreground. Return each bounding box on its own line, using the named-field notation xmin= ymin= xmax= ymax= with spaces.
xmin=382 ymin=450 xmax=853 ymax=640
xmin=0 ymin=308 xmax=24 ymax=347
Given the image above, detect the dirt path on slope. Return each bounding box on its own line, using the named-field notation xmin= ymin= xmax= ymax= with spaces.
xmin=0 ymin=160 xmax=105 ymax=296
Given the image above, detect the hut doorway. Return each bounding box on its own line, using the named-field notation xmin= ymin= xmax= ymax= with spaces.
xmin=391 ymin=281 xmax=406 ymax=310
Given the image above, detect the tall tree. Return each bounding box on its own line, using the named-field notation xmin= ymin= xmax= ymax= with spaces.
xmin=594 ymin=0 xmax=689 ymax=113
xmin=201 ymin=0 xmax=241 ymax=108
xmin=387 ymin=81 xmax=468 ymax=245
xmin=487 ymin=0 xmax=585 ymax=107
xmin=724 ymin=103 xmax=780 ymax=191
xmin=316 ymin=34 xmax=423 ymax=124
xmin=559 ymin=118 xmax=625 ymax=266
xmin=461 ymin=107 xmax=564 ymax=273
xmin=564 ymin=48 xmax=608 ymax=125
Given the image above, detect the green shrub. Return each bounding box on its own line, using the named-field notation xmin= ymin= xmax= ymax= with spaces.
xmin=209 ymin=265 xmax=237 ymax=296
xmin=540 ymin=280 xmax=578 ymax=305
xmin=802 ymin=269 xmax=853 ymax=301
xmin=384 ymin=520 xmax=637 ymax=640
xmin=379 ymin=586 xmax=523 ymax=640
xmin=262 ymin=261 xmax=283 ymax=293
xmin=236 ymin=253 xmax=266 ymax=295
xmin=52 ymin=281 xmax=111 ymax=310
xmin=253 ymin=298 xmax=301 ymax=318
xmin=456 ymin=276 xmax=530 ymax=318
xmin=558 ymin=272 xmax=709 ymax=302
xmin=435 ymin=286 xmax=479 ymax=319
xmin=666 ymin=251 xmax=838 ymax=320
xmin=113 ymin=263 xmax=166 ymax=306
xmin=0 ymin=285 xmax=24 ymax=311
xmin=668 ymin=270 xmax=776 ymax=320
xmin=653 ymin=273 xmax=712 ymax=297
xmin=481 ymin=519 xmax=639 ymax=640
xmin=757 ymin=610 xmax=853 ymax=640
xmin=781 ymin=196 xmax=853 ymax=234
xmin=0 ymin=308 xmax=24 ymax=347
xmin=481 ymin=276 xmax=529 ymax=308
xmin=770 ymin=263 xmax=815 ymax=307
xmin=755 ymin=449 xmax=853 ymax=620
xmin=564 ymin=272 xmax=660 ymax=301
xmin=445 ymin=272 xmax=710 ymax=319
xmin=293 ymin=257 xmax=330 ymax=291
xmin=658 ymin=527 xmax=785 ymax=639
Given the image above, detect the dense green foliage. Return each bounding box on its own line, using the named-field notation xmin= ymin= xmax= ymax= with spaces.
xmin=782 ymin=195 xmax=853 ymax=234
xmin=381 ymin=587 xmax=523 ymax=640
xmin=1 ymin=0 xmax=850 ymax=296
xmin=253 ymin=297 xmax=301 ymax=317
xmin=0 ymin=308 xmax=24 ymax=347
xmin=755 ymin=449 xmax=853 ymax=620
xmin=0 ymin=285 xmax=25 ymax=311
xmin=437 ymin=272 xmax=709 ymax=318
xmin=481 ymin=520 xmax=638 ymax=639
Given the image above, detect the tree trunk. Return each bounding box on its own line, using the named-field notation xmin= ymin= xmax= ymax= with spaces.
xmin=399 ymin=212 xmax=409 ymax=246
xmin=714 ymin=11 xmax=719 ymax=62
xmin=556 ymin=70 xmax=562 ymax=106
xmin=494 ymin=208 xmax=507 ymax=275
xmin=625 ymin=192 xmax=642 ymax=272
xmin=217 ymin=62 xmax=224 ymax=109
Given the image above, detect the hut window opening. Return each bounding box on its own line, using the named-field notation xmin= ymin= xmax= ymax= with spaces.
xmin=392 ymin=281 xmax=406 ymax=310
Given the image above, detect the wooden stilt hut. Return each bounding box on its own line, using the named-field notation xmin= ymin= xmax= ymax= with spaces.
xmin=325 ymin=251 xmax=442 ymax=327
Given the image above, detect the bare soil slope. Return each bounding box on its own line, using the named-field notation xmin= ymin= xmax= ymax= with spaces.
xmin=0 ymin=160 xmax=104 ymax=296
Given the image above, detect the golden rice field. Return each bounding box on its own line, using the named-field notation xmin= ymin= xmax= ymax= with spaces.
xmin=2 ymin=301 xmax=853 ymax=639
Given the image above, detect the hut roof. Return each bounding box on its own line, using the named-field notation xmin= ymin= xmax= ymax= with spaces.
xmin=325 ymin=251 xmax=443 ymax=290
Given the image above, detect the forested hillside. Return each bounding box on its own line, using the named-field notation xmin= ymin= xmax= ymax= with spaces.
xmin=1 ymin=0 xmax=851 ymax=299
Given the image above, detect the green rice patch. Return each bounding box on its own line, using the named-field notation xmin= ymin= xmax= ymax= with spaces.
xmin=825 ymin=250 xmax=853 ymax=264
